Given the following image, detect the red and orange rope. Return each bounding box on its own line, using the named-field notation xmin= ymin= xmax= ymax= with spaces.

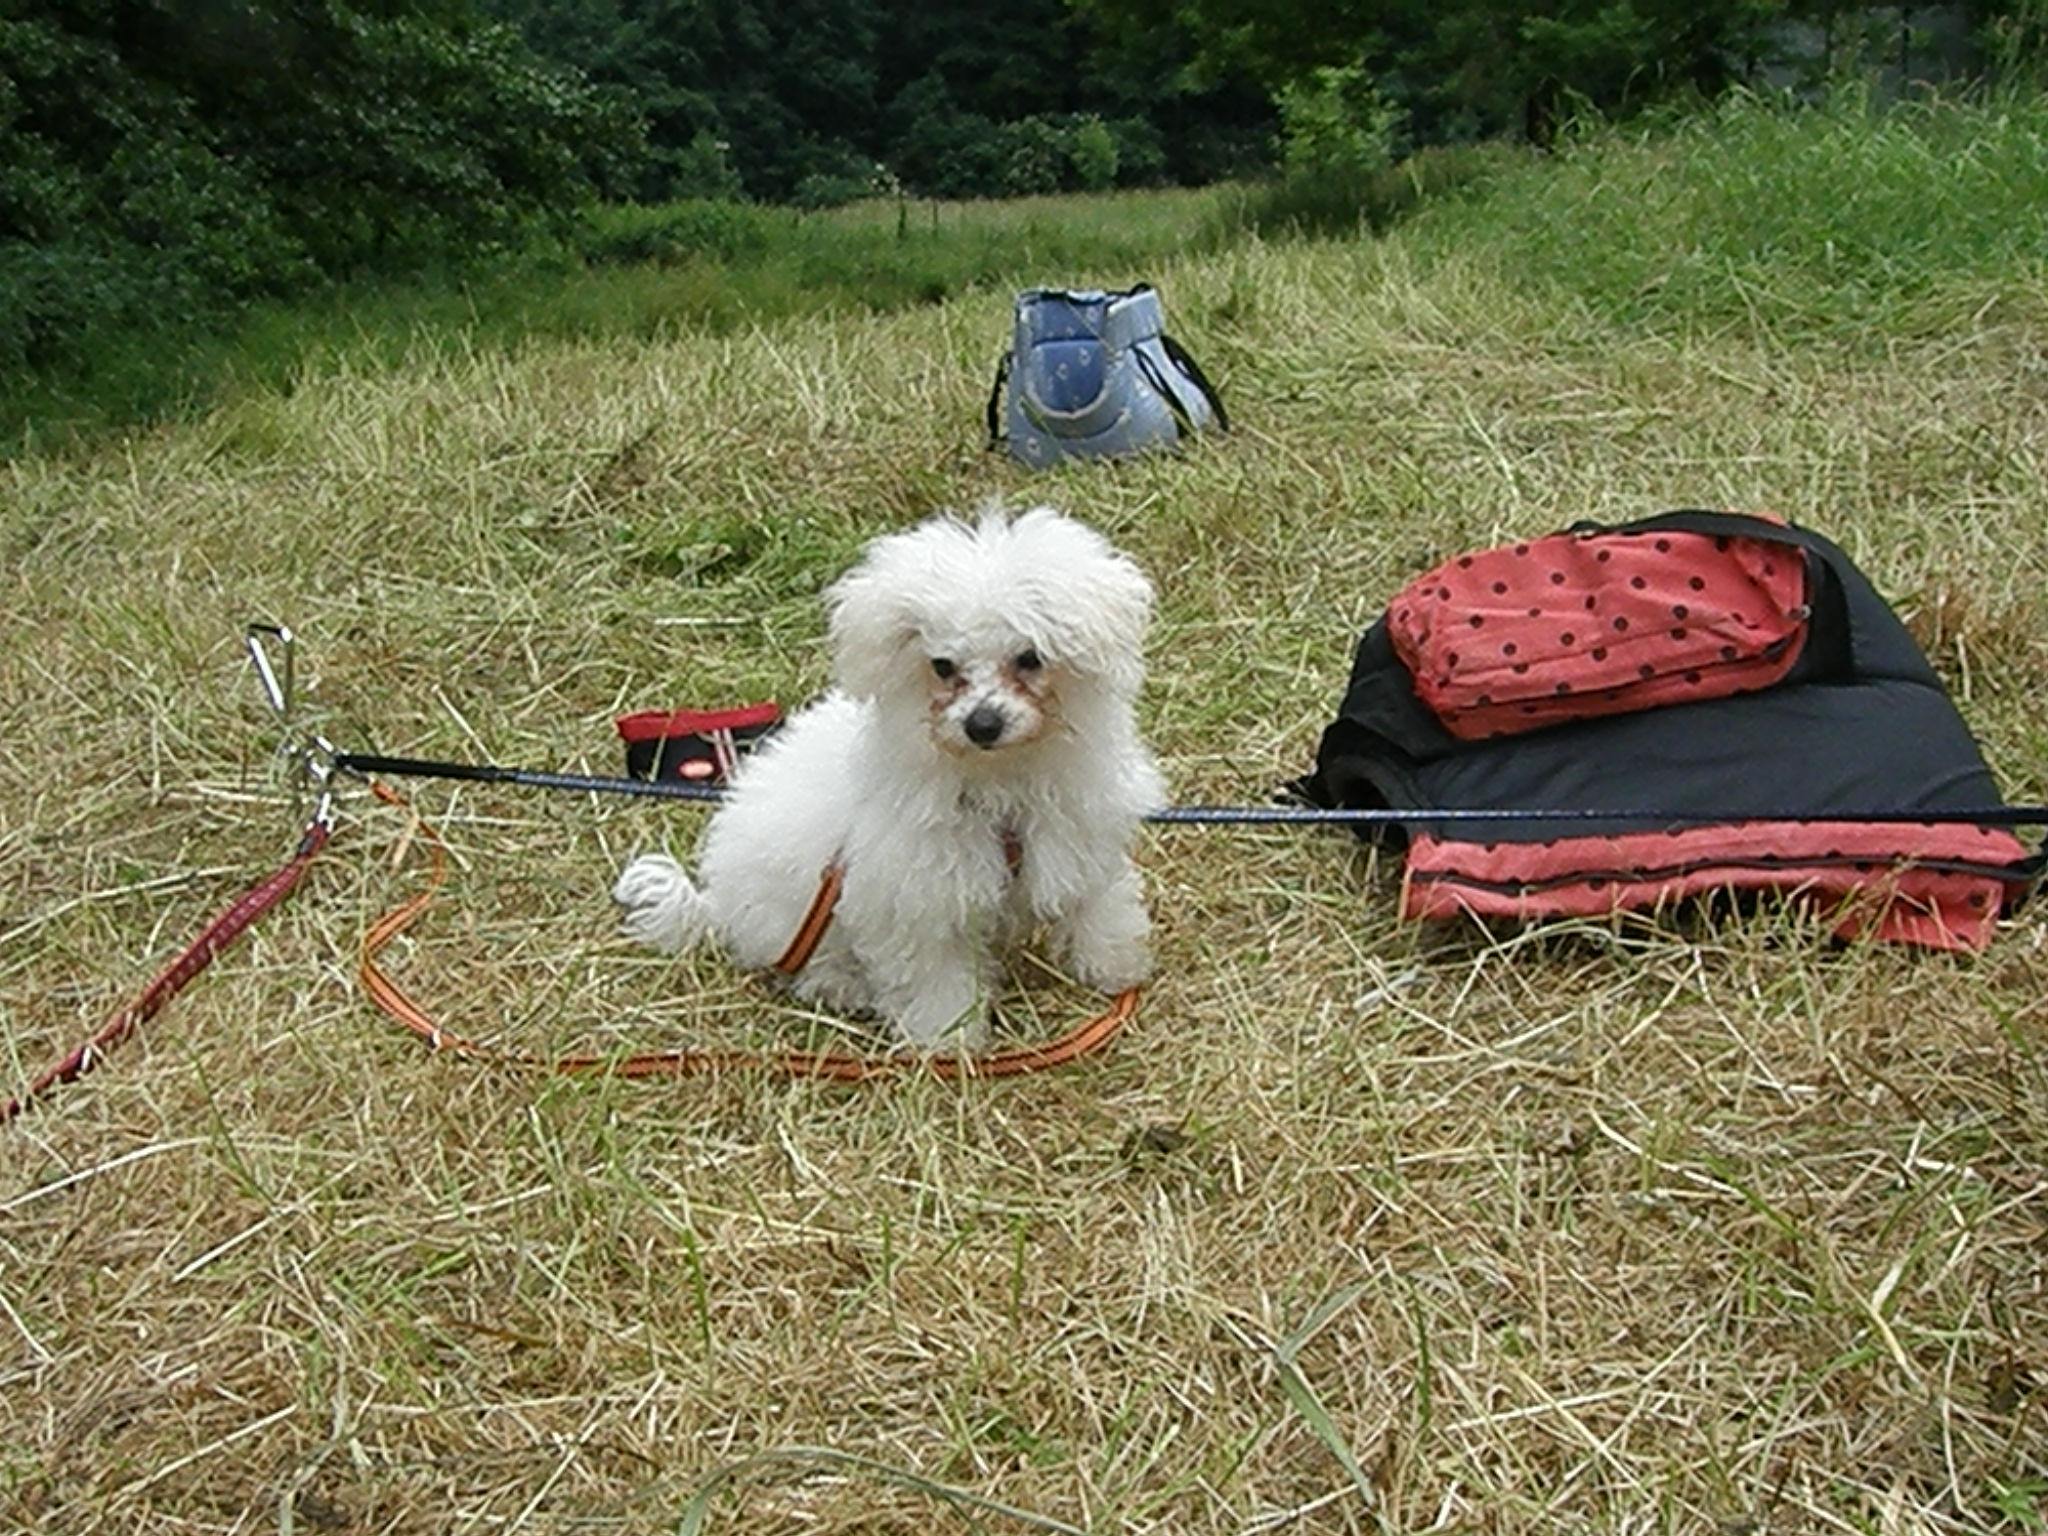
xmin=359 ymin=779 xmax=1138 ymax=1082
xmin=3 ymin=820 xmax=332 ymax=1125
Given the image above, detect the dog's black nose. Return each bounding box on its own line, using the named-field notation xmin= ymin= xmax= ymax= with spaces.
xmin=964 ymin=705 xmax=1006 ymax=747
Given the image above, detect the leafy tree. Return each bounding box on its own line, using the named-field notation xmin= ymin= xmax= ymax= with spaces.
xmin=1074 ymin=0 xmax=1789 ymax=143
xmin=1 ymin=0 xmax=638 ymax=370
xmin=1078 ymin=0 xmax=2043 ymax=147
xmin=877 ymin=76 xmax=1002 ymax=196
xmin=481 ymin=0 xmax=879 ymax=200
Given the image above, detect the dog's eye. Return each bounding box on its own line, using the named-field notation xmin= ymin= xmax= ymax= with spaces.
xmin=930 ymin=657 xmax=957 ymax=680
xmin=1014 ymin=648 xmax=1043 ymax=673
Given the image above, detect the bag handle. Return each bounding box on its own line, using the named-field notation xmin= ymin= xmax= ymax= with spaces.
xmin=1131 ymin=347 xmax=1192 ymax=439
xmin=984 ymin=350 xmax=1012 ymax=450
xmin=1133 ymin=335 xmax=1231 ymax=440
xmin=1162 ymin=333 xmax=1230 ymax=431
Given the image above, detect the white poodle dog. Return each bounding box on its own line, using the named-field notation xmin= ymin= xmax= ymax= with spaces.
xmin=611 ymin=505 xmax=1165 ymax=1051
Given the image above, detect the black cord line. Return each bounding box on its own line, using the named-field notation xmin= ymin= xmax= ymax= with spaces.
xmin=333 ymin=752 xmax=2048 ymax=829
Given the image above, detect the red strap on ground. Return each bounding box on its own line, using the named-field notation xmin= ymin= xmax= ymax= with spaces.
xmin=359 ymin=779 xmax=1138 ymax=1081
xmin=3 ymin=821 xmax=332 ymax=1126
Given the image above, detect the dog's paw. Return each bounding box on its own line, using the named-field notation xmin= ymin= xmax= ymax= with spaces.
xmin=612 ymin=853 xmax=704 ymax=954
xmin=888 ymin=1007 xmax=991 ymax=1058
xmin=1066 ymin=940 xmax=1151 ymax=994
xmin=1053 ymin=885 xmax=1153 ymax=993
xmin=875 ymin=967 xmax=992 ymax=1055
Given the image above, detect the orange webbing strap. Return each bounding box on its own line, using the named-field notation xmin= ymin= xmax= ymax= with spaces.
xmin=773 ymin=862 xmax=843 ymax=975
xmin=358 ymin=780 xmax=1138 ymax=1081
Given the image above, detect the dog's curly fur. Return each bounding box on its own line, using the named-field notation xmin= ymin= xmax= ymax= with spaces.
xmin=611 ymin=505 xmax=1165 ymax=1051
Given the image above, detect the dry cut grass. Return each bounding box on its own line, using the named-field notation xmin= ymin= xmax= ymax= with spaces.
xmin=2 ymin=213 xmax=2046 ymax=1535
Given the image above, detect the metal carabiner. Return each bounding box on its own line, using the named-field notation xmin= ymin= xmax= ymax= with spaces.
xmin=244 ymin=623 xmax=296 ymax=725
xmin=301 ymin=731 xmax=341 ymax=830
xmin=245 ymin=622 xmax=341 ymax=828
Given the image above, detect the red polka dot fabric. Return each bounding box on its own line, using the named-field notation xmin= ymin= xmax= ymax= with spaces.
xmin=1387 ymin=529 xmax=1811 ymax=740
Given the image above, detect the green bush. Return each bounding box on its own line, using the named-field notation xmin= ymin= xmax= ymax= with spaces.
xmin=789 ymin=147 xmax=892 ymax=210
xmin=1104 ymin=115 xmax=1169 ymax=185
xmin=999 ymin=116 xmax=1070 ymax=196
xmin=1274 ymin=63 xmax=1407 ymax=179
xmin=1069 ymin=115 xmax=1122 ymax=191
xmin=1230 ymin=138 xmax=1523 ymax=238
xmin=661 ymin=132 xmax=747 ymax=202
xmin=576 ymin=200 xmax=776 ymax=265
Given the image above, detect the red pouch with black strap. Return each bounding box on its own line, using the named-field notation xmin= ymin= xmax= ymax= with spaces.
xmin=617 ymin=703 xmax=780 ymax=785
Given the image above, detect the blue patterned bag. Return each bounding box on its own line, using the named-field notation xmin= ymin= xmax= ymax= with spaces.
xmin=987 ymin=285 xmax=1227 ymax=468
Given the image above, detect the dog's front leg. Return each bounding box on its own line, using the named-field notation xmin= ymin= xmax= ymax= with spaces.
xmin=1050 ymin=860 xmax=1152 ymax=993
xmin=872 ymin=935 xmax=991 ymax=1054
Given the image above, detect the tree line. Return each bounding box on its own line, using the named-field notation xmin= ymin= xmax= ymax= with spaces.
xmin=495 ymin=0 xmax=2038 ymax=205
xmin=3 ymin=0 xmax=2040 ymax=383
xmin=1081 ymin=0 xmax=2038 ymax=148
xmin=476 ymin=0 xmax=1274 ymax=204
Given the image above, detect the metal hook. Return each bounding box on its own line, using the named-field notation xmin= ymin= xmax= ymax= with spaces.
xmin=244 ymin=624 xmax=296 ymax=725
xmin=245 ymin=622 xmax=340 ymax=828
xmin=303 ymin=731 xmax=339 ymax=829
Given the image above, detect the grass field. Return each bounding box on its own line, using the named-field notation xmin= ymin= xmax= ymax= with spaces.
xmin=3 ymin=92 xmax=2046 ymax=1533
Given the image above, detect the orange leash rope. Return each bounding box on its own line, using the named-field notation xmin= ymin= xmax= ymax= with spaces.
xmin=359 ymin=780 xmax=1139 ymax=1081
xmin=771 ymin=862 xmax=844 ymax=976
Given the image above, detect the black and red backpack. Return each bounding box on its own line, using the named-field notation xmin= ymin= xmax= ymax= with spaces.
xmin=1294 ymin=510 xmax=2041 ymax=949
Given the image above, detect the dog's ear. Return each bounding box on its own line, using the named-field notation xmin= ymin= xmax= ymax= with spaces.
xmin=1049 ymin=557 xmax=1153 ymax=699
xmin=825 ymin=546 xmax=926 ymax=703
xmin=1009 ymin=508 xmax=1155 ymax=699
